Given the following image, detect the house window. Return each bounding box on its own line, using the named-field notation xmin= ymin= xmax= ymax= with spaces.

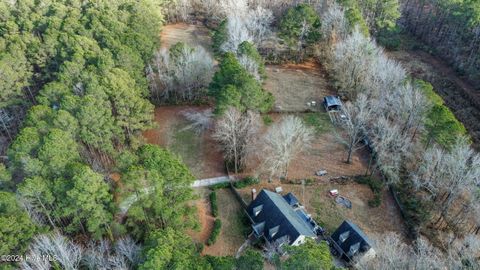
xmin=339 ymin=231 xmax=350 ymax=242
xmin=347 ymin=242 xmax=360 ymax=257
xmin=269 ymin=225 xmax=280 ymax=238
xmin=253 ymin=205 xmax=263 ymax=216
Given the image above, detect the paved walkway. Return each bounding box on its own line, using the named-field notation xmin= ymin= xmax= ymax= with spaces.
xmin=192 ymin=175 xmax=232 ymax=187
xmin=119 ymin=175 xmax=232 ymax=215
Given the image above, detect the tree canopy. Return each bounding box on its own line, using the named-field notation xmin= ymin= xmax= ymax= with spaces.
xmin=209 ymin=53 xmax=273 ymax=114
xmin=283 ymin=240 xmax=333 ymax=270
xmin=279 ymin=4 xmax=322 ymax=46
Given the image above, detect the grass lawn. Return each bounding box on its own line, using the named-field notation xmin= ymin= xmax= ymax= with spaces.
xmin=169 ymin=120 xmax=203 ymax=173
xmin=300 ymin=112 xmax=333 ymax=135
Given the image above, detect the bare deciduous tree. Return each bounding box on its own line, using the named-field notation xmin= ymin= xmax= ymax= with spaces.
xmin=412 ymin=237 xmax=447 ymax=270
xmin=356 ymin=232 xmax=411 ymax=270
xmin=181 ymin=109 xmax=213 ymax=134
xmin=148 ymin=44 xmax=214 ymax=103
xmin=337 ymin=94 xmax=373 ymax=164
xmin=213 ymin=107 xmax=261 ymax=173
xmin=115 ymin=236 xmax=141 ymax=266
xmin=332 ymin=30 xmax=380 ymax=100
xmin=369 ymin=117 xmax=411 ymax=183
xmin=261 ymin=115 xmax=313 ymax=180
xmin=21 ymin=232 xmax=82 ymax=270
xmin=321 ymin=2 xmax=349 ymax=43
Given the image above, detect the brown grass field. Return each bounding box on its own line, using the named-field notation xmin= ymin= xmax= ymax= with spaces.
xmin=160 ymin=23 xmax=213 ymax=54
xmin=142 ymin=106 xmax=225 ymax=179
xmin=264 ymin=61 xmax=335 ymax=112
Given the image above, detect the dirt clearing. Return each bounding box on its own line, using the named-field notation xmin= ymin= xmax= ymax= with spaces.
xmin=243 ymin=112 xmax=368 ymax=181
xmin=142 ymin=106 xmax=225 ymax=179
xmin=264 ymin=61 xmax=335 ymax=112
xmin=160 ymin=23 xmax=212 ymax=53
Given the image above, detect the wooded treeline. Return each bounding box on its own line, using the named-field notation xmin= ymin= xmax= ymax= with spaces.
xmin=0 ymin=1 xmax=195 ymax=268
xmin=400 ymin=0 xmax=480 ymax=88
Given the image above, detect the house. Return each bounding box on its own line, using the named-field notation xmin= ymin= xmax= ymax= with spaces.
xmin=246 ymin=189 xmax=321 ymax=249
xmin=323 ymin=96 xmax=342 ymax=111
xmin=330 ymin=220 xmax=375 ymax=263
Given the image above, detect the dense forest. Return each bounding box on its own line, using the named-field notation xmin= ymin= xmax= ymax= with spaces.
xmin=0 ymin=0 xmax=479 ymax=269
xmin=400 ymin=0 xmax=480 ymax=88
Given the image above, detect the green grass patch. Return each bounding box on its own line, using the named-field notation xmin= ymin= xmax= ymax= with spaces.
xmin=311 ymin=189 xmax=344 ymax=233
xmin=301 ymin=112 xmax=333 ymax=135
xmin=168 ymin=121 xmax=203 ymax=173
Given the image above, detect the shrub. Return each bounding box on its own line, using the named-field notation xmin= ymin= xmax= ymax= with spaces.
xmin=233 ymin=177 xmax=259 ymax=189
xmin=207 ymin=219 xmax=222 ymax=246
xmin=355 ymin=176 xmax=383 ymax=207
xmin=196 ymin=242 xmax=205 ymax=253
xmin=368 ymin=193 xmax=382 ymax=207
xmin=262 ymin=115 xmax=273 ymax=126
xmin=210 ymin=182 xmax=230 ymax=190
xmin=210 ymin=191 xmax=218 ymax=217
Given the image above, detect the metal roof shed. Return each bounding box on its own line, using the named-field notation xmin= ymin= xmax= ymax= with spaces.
xmin=324 ymin=96 xmax=342 ymax=111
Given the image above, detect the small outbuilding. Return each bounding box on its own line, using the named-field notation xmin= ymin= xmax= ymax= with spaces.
xmin=323 ymin=96 xmax=342 ymax=111
xmin=330 ymin=220 xmax=375 ymax=263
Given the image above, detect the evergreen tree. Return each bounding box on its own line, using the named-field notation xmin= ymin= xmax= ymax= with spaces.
xmin=0 ymin=191 xmax=37 ymax=255
xmin=279 ymin=4 xmax=322 ymax=47
xmin=209 ymin=53 xmax=273 ymax=114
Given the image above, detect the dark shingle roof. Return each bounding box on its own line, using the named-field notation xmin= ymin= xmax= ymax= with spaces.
xmin=246 ymin=190 xmax=316 ymax=245
xmin=283 ymin=193 xmax=299 ymax=206
xmin=331 ymin=220 xmax=372 ymax=261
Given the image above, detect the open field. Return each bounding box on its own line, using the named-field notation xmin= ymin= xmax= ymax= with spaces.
xmin=237 ymin=182 xmax=406 ymax=240
xmin=160 ymin=23 xmax=213 ymax=54
xmin=243 ymin=112 xmax=369 ymax=181
xmin=143 ymin=106 xmax=225 ymax=179
xmin=264 ymin=61 xmax=335 ymax=112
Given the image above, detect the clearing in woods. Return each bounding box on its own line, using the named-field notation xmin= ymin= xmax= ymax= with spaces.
xmin=142 ymin=106 xmax=225 ymax=179
xmin=160 ymin=23 xmax=213 ymax=54
xmin=243 ymin=112 xmax=368 ymax=180
xmin=264 ymin=61 xmax=335 ymax=112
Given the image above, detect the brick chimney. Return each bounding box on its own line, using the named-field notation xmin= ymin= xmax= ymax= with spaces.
xmin=252 ymin=188 xmax=257 ymax=201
